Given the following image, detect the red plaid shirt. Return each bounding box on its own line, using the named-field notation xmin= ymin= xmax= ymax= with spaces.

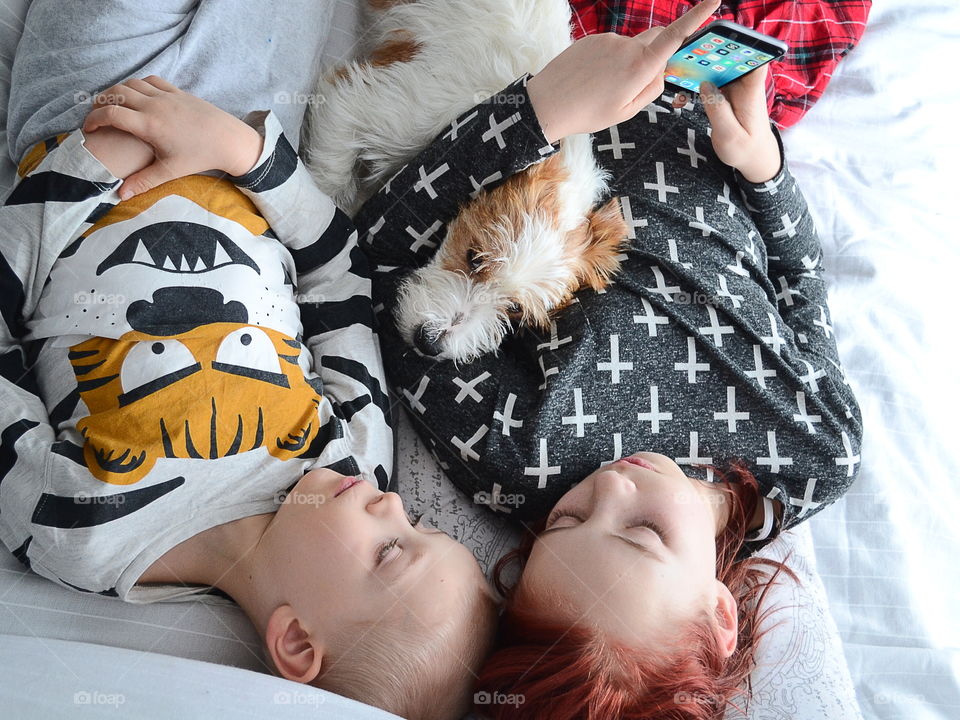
xmin=569 ymin=0 xmax=872 ymax=128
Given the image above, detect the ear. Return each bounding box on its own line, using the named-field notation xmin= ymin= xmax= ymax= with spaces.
xmin=264 ymin=604 xmax=325 ymax=684
xmin=574 ymin=196 xmax=628 ymax=292
xmin=712 ymin=581 xmax=739 ymax=659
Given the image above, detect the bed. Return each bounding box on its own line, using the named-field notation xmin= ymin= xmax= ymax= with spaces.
xmin=1 ymin=0 xmax=957 ymax=718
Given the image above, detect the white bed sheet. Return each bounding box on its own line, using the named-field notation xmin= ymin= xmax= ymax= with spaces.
xmin=781 ymin=1 xmax=960 ymax=718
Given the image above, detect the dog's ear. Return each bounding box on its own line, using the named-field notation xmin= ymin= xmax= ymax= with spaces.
xmin=575 ymin=197 xmax=629 ymax=292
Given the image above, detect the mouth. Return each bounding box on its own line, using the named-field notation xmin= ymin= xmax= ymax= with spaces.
xmin=617 ymin=455 xmax=658 ymax=472
xmin=334 ymin=476 xmax=363 ymax=497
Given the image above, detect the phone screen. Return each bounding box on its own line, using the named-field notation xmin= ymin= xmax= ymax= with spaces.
xmin=664 ymin=32 xmax=776 ymax=93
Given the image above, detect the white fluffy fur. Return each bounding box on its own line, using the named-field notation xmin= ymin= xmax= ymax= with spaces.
xmin=302 ymin=0 xmax=615 ymax=363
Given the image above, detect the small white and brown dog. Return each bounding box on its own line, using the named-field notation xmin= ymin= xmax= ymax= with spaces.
xmin=302 ymin=0 xmax=628 ymax=362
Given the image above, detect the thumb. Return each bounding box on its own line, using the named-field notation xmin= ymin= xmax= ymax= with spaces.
xmin=117 ymin=160 xmax=174 ymax=200
xmin=699 ymin=81 xmax=739 ymax=131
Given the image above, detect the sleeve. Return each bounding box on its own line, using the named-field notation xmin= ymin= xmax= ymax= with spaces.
xmin=352 ymin=74 xmax=559 ymax=299
xmin=228 ymin=111 xmax=394 ymax=486
xmin=734 ymin=129 xmax=864 ymax=539
xmin=0 ymin=132 xmax=122 ymax=565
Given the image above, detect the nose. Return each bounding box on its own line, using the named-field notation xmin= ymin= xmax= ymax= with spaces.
xmin=592 ymin=470 xmax=638 ymax=504
xmin=366 ymin=491 xmax=405 ymax=518
xmin=414 ymin=324 xmax=445 ymax=356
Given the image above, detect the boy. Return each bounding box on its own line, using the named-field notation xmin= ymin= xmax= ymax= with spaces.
xmin=0 ymin=3 xmax=496 ymax=718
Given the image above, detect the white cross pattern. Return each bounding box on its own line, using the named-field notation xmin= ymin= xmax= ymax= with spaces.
xmin=633 ymin=297 xmax=670 ymax=336
xmin=747 ymin=344 xmax=777 ymax=389
xmin=646 ymin=265 xmax=681 ymax=302
xmin=726 ymin=251 xmax=750 ymax=277
xmin=413 ymin=163 xmax=450 ymax=199
xmin=754 ymin=174 xmax=786 ymax=195
xmin=799 ymin=359 xmax=826 ymax=394
xmin=536 ymin=320 xmax=573 ymax=352
xmin=477 ymin=482 xmax=512 ymax=514
xmin=667 ymin=238 xmax=692 ymax=269
xmin=383 ymin=166 xmax=403 ymax=195
xmin=800 ymin=254 xmax=820 ymax=279
xmin=366 ymin=216 xmax=385 ymax=244
xmin=757 ymin=431 xmax=794 ymax=473
xmin=773 ymin=211 xmax=803 ymax=239
xmin=642 ymin=103 xmax=671 ymax=123
xmin=444 ymin=110 xmax=479 ymax=141
xmin=699 ymin=305 xmax=735 ymax=348
xmin=676 ymin=431 xmax=713 ymax=467
xmin=689 ymin=206 xmax=718 ymax=237
xmin=637 ymin=385 xmax=673 ymax=433
xmin=761 ymin=312 xmax=787 ymax=356
xmin=789 ymin=478 xmax=822 ymax=517
xmin=469 ymin=171 xmax=504 ymax=199
xmin=677 ymin=128 xmax=706 ymax=168
xmin=598 ymin=124 xmax=635 ymax=159
xmin=675 ymin=336 xmax=711 ymax=383
xmin=716 ymin=274 xmax=744 ymax=309
xmin=597 ymin=334 xmax=633 ymax=384
xmin=814 ymin=305 xmax=834 ymax=338
xmin=538 ymin=353 xmax=558 ymax=390
xmin=453 ymin=371 xmax=491 ymax=404
xmin=600 ymin=433 xmax=624 ymax=466
xmin=793 ymin=391 xmax=822 ymax=434
xmin=452 ymin=424 xmax=489 ymax=462
xmin=716 ymin=182 xmax=736 ymax=217
xmin=643 ymin=162 xmax=680 ymax=203
xmin=744 ymin=232 xmax=760 ymax=265
xmin=562 ymin=388 xmax=598 ymax=437
xmin=494 ymin=393 xmax=523 ymax=436
xmin=524 ymin=438 xmax=561 ymax=489
xmin=407 ymin=220 xmax=444 ymax=253
xmin=620 ymin=196 xmax=648 ymax=239
xmin=403 ymin=376 xmax=430 ymax=414
xmin=775 ymin=276 xmax=800 ymax=307
xmin=834 ymin=431 xmax=861 ymax=477
xmin=481 ymin=111 xmax=521 ymax=149
xmin=715 ymin=386 xmax=750 ymax=432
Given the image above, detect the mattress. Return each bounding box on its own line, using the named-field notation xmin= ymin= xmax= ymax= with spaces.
xmin=1 ymin=0 xmax=956 ymax=718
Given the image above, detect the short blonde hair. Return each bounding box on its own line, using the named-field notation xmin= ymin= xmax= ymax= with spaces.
xmin=308 ymin=581 xmax=499 ymax=720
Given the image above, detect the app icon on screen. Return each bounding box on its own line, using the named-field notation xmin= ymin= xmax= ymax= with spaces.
xmin=722 ymin=59 xmax=736 ymax=65
xmin=732 ymin=54 xmax=744 ymax=61
xmin=735 ymin=64 xmax=750 ymax=72
xmin=707 ymin=54 xmax=720 ymax=61
xmin=756 ymin=54 xmax=771 ymax=62
xmin=741 ymin=48 xmax=755 ymax=55
xmin=683 ymin=54 xmax=697 ymax=61
xmin=712 ymin=65 xmax=726 ymax=72
xmin=666 ymin=75 xmax=680 ymax=83
xmin=701 ymin=43 xmax=716 ymax=49
xmin=692 ymin=48 xmax=708 ymax=55
xmin=698 ymin=59 xmax=710 ymax=66
xmin=680 ymin=80 xmax=695 ymax=88
xmin=711 ymin=37 xmax=725 ymax=44
xmin=717 ymin=49 xmax=729 ymax=55
xmin=746 ymin=60 xmax=758 ymax=67
xmin=725 ymin=43 xmax=739 ymax=50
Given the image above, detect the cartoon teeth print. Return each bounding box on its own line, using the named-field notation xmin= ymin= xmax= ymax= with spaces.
xmin=69 ymin=321 xmax=326 ymax=485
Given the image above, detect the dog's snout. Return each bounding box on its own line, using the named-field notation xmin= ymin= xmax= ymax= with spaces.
xmin=414 ymin=325 xmax=445 ymax=357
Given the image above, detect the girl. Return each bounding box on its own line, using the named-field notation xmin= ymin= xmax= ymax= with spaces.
xmin=354 ymin=0 xmax=863 ymax=716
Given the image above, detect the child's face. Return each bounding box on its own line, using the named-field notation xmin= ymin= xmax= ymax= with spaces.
xmin=516 ymin=453 xmax=737 ymax=654
xmin=266 ymin=467 xmax=488 ymax=650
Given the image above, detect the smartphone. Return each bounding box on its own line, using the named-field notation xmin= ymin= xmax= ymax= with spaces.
xmin=663 ymin=20 xmax=788 ymax=95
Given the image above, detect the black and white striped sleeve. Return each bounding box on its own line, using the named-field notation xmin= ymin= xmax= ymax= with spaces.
xmin=230 ymin=111 xmax=394 ymax=486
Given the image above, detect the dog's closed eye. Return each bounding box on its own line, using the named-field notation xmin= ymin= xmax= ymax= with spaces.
xmin=466 ymin=249 xmax=484 ymax=273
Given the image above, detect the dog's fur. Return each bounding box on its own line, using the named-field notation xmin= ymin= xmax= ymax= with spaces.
xmin=302 ymin=0 xmax=628 ymax=362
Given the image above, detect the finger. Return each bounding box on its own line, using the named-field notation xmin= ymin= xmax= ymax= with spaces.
xmin=118 ymin=159 xmax=176 ymax=201
xmin=83 ymin=104 xmax=149 ymax=136
xmin=93 ymin=82 xmax=149 ymax=109
xmin=699 ymin=81 xmax=740 ymax=130
xmin=123 ymin=77 xmax=163 ymax=97
xmin=646 ymin=0 xmax=721 ymax=62
xmin=723 ymin=64 xmax=770 ymax=129
xmin=633 ymin=25 xmax=665 ymax=46
xmin=141 ymin=75 xmax=179 ymax=93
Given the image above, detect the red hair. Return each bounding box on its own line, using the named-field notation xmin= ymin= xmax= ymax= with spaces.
xmin=475 ymin=462 xmax=795 ymax=720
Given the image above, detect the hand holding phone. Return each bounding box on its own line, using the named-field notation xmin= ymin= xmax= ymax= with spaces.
xmin=663 ymin=20 xmax=787 ymax=95
xmin=700 ymin=64 xmax=782 ymax=183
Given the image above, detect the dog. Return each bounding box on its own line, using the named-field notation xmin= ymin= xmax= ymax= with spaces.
xmin=302 ymin=0 xmax=628 ymax=363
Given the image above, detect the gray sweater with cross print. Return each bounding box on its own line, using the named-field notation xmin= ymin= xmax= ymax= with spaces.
xmin=354 ymin=76 xmax=863 ymax=552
